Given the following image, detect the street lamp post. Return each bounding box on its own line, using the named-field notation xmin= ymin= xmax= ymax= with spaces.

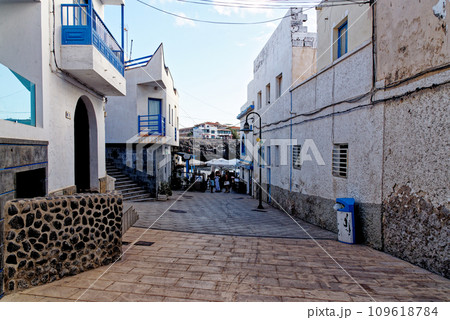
xmin=242 ymin=111 xmax=264 ymax=210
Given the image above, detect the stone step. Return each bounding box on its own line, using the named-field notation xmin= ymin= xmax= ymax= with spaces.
xmin=116 ymin=186 xmax=145 ymax=193
xmin=115 ymin=184 xmax=141 ymax=190
xmin=107 ymin=170 xmax=122 ymax=175
xmin=115 ymin=182 xmax=137 ymax=187
xmin=114 ymin=177 xmax=132 ymax=182
xmin=130 ymin=196 xmax=154 ymax=202
xmin=124 ymin=194 xmax=154 ymax=201
xmin=121 ymin=190 xmax=149 ymax=197
xmin=108 ymin=173 xmax=128 ymax=179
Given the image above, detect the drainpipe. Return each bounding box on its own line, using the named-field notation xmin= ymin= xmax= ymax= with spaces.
xmin=89 ymin=0 xmax=93 ymax=44
xmin=289 ymin=91 xmax=293 ymax=192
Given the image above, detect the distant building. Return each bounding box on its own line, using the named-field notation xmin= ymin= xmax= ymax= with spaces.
xmin=192 ymin=122 xmax=233 ymax=139
xmin=105 ymin=44 xmax=179 ymax=194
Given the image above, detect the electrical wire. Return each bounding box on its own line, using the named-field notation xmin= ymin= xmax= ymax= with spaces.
xmin=137 ymin=0 xmax=302 ymax=25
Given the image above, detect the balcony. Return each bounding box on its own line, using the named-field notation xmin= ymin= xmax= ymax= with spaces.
xmin=138 ymin=115 xmax=166 ymax=136
xmin=60 ymin=3 xmax=126 ymax=96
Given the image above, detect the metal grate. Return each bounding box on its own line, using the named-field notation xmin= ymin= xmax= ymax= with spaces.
xmin=332 ymin=144 xmax=348 ymax=178
xmin=169 ymin=209 xmax=187 ymax=213
xmin=135 ymin=241 xmax=155 ymax=247
xmin=122 ymin=241 xmax=154 ymax=247
xmin=293 ymin=145 xmax=302 ymax=170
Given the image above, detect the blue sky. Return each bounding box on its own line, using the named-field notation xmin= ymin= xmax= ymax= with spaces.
xmin=105 ymin=0 xmax=319 ymax=129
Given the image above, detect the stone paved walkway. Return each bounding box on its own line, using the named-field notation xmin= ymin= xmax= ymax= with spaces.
xmin=2 ymin=228 xmax=449 ymax=302
xmin=2 ymin=191 xmax=450 ymax=302
xmin=130 ymin=191 xmax=336 ymax=239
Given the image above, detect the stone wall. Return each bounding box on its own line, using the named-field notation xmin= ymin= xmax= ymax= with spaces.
xmin=381 ymin=83 xmax=450 ymax=278
xmin=178 ymin=138 xmax=240 ymax=162
xmin=383 ymin=186 xmax=449 ymax=278
xmin=268 ymin=185 xmax=383 ymax=248
xmin=2 ymin=192 xmax=122 ymax=294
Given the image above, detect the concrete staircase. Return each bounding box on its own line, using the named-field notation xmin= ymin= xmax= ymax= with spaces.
xmin=106 ymin=162 xmax=154 ymax=202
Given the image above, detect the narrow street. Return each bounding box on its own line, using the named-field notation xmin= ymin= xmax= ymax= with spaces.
xmin=3 ymin=191 xmax=449 ymax=302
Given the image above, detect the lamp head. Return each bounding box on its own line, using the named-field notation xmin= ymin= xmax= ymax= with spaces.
xmin=242 ymin=121 xmax=252 ymax=134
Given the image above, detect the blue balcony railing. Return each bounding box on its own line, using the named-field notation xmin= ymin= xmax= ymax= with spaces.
xmin=138 ymin=115 xmax=166 ymax=136
xmin=124 ymin=55 xmax=153 ymax=70
xmin=61 ymin=4 xmax=124 ymax=75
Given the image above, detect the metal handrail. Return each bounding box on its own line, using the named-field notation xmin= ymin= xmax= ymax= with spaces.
xmin=125 ymin=55 xmax=153 ymax=70
xmin=138 ymin=114 xmax=166 ymax=136
xmin=92 ymin=10 xmax=122 ymax=60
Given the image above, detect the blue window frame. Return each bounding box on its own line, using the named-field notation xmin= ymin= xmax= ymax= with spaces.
xmin=241 ymin=135 xmax=246 ymax=156
xmin=0 ymin=63 xmax=36 ymax=126
xmin=266 ymin=146 xmax=271 ymax=166
xmin=337 ymin=21 xmax=348 ymax=59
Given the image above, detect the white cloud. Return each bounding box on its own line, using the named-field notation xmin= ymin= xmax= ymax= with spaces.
xmin=175 ymin=12 xmax=196 ymax=27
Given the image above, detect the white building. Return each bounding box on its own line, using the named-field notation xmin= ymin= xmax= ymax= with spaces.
xmin=0 ymin=0 xmax=126 ymax=295
xmin=192 ymin=122 xmax=233 ymax=140
xmin=238 ymin=8 xmax=317 ymax=198
xmin=0 ymin=0 xmax=125 ymax=199
xmin=105 ymin=44 xmax=179 ymax=193
xmin=239 ymin=0 xmax=449 ymax=278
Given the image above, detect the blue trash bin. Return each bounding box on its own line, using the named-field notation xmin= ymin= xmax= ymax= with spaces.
xmin=335 ymin=198 xmax=355 ymax=244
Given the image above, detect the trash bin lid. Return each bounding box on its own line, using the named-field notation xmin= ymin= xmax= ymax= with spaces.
xmin=336 ymin=198 xmax=355 ymax=211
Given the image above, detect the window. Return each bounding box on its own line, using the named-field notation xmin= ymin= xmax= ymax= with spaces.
xmin=257 ymin=91 xmax=262 ymax=109
xmin=274 ymin=145 xmax=280 ymax=167
xmin=276 ymin=74 xmax=282 ymax=98
xmin=265 ymin=83 xmax=271 ymax=105
xmin=336 ymin=19 xmax=348 ymax=59
xmin=241 ymin=135 xmax=246 ymax=156
xmin=168 ymin=105 xmax=171 ymax=124
xmin=293 ymin=145 xmax=301 ymax=170
xmin=266 ymin=146 xmax=271 ymax=166
xmin=332 ymin=144 xmax=348 ymax=178
xmin=0 ymin=63 xmax=36 ymax=126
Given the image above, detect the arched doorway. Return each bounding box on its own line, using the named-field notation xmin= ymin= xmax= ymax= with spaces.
xmin=74 ymin=99 xmax=90 ymax=192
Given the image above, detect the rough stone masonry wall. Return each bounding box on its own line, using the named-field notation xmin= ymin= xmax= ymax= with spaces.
xmin=2 ymin=193 xmax=123 ymax=294
xmin=382 ymin=84 xmax=450 ymax=278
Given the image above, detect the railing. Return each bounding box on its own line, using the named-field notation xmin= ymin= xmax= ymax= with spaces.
xmin=125 ymin=55 xmax=153 ymax=70
xmin=92 ymin=10 xmax=124 ymax=74
xmin=138 ymin=115 xmax=166 ymax=136
xmin=61 ymin=4 xmax=124 ymax=75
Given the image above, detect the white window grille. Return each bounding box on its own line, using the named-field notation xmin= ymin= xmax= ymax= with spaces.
xmin=332 ymin=144 xmax=348 ymax=178
xmin=293 ymin=145 xmax=301 ymax=170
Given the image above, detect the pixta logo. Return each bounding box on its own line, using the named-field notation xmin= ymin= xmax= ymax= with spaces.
xmin=241 ymin=138 xmax=325 ymax=167
xmin=125 ymin=133 xmax=173 ymax=175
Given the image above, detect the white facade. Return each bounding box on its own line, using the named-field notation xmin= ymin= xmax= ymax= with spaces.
xmin=106 ymin=43 xmax=179 ymax=184
xmin=238 ymin=8 xmax=317 ymax=197
xmin=0 ymin=0 xmax=126 ymax=194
